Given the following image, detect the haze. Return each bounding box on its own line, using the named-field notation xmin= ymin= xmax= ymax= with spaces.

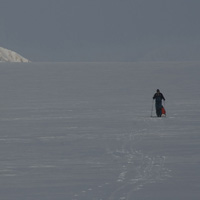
xmin=0 ymin=0 xmax=200 ymax=62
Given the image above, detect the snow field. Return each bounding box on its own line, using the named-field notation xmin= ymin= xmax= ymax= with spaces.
xmin=0 ymin=62 xmax=199 ymax=199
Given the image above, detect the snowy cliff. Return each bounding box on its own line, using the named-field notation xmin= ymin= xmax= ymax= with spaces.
xmin=0 ymin=47 xmax=29 ymax=62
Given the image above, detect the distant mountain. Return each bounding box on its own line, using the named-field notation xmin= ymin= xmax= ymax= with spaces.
xmin=0 ymin=47 xmax=29 ymax=62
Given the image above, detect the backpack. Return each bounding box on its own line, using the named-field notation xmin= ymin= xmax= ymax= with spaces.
xmin=162 ymin=106 xmax=166 ymax=116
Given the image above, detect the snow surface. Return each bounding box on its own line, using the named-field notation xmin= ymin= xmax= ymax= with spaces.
xmin=0 ymin=62 xmax=199 ymax=200
xmin=0 ymin=47 xmax=29 ymax=62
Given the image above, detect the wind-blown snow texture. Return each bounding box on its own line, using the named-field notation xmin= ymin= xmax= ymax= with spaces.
xmin=0 ymin=62 xmax=199 ymax=200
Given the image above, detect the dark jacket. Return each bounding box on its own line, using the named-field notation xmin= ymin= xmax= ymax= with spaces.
xmin=153 ymin=92 xmax=165 ymax=104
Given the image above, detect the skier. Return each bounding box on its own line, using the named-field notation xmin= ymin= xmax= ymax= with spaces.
xmin=153 ymin=89 xmax=165 ymax=117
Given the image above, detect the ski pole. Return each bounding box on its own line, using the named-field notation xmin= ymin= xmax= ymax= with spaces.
xmin=151 ymin=99 xmax=154 ymax=117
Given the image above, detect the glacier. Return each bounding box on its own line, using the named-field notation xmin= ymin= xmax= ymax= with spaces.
xmin=0 ymin=61 xmax=199 ymax=200
xmin=0 ymin=47 xmax=29 ymax=62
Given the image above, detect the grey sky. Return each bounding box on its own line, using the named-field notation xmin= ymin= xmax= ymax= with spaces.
xmin=0 ymin=0 xmax=200 ymax=61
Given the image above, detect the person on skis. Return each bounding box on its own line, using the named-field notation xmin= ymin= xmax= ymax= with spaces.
xmin=153 ymin=89 xmax=165 ymax=117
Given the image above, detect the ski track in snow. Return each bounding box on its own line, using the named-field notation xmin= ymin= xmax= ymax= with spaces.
xmin=0 ymin=112 xmax=170 ymax=200
xmin=70 ymin=121 xmax=171 ymax=200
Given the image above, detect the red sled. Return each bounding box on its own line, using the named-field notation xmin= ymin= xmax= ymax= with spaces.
xmin=162 ymin=106 xmax=166 ymax=116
